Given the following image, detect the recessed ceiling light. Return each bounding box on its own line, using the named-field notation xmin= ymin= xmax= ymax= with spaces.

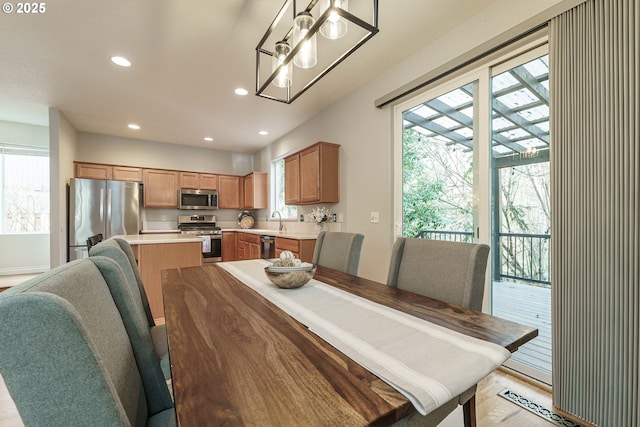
xmin=111 ymin=56 xmax=132 ymax=67
xmin=204 ymin=137 xmax=214 ymax=142
xmin=234 ymin=88 xmax=249 ymax=96
xmin=259 ymin=130 xmax=268 ymax=135
xmin=128 ymin=123 xmax=140 ymax=130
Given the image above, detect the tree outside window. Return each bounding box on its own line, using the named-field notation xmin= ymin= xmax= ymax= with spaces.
xmin=1 ymin=145 xmax=50 ymax=233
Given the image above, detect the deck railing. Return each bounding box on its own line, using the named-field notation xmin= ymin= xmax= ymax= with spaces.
xmin=414 ymin=229 xmax=473 ymax=242
xmin=415 ymin=229 xmax=551 ymax=287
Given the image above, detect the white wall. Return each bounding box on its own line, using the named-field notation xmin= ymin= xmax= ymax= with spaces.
xmin=0 ymin=120 xmax=50 ymax=275
xmin=76 ymin=132 xmax=254 ymax=175
xmin=254 ymin=0 xmax=581 ymax=282
xmin=49 ymin=108 xmax=78 ymax=268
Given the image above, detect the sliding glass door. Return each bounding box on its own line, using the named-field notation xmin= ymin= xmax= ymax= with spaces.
xmin=394 ymin=44 xmax=552 ymax=384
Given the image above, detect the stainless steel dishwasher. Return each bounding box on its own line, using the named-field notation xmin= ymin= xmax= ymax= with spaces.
xmin=260 ymin=235 xmax=276 ymax=260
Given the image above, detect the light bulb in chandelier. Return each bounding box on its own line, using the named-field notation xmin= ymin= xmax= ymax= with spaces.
xmin=271 ymin=40 xmax=293 ymax=87
xmin=293 ymin=11 xmax=317 ymax=69
xmin=319 ymin=0 xmax=348 ymax=39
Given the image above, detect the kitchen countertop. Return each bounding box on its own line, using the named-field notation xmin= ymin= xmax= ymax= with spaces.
xmin=221 ymin=229 xmax=318 ymax=240
xmin=115 ymin=234 xmax=205 ymax=245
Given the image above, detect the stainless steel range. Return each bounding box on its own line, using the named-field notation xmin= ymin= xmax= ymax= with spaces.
xmin=178 ymin=215 xmax=222 ymax=263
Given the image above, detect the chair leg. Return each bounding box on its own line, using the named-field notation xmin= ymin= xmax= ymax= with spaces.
xmin=463 ymin=395 xmax=476 ymax=427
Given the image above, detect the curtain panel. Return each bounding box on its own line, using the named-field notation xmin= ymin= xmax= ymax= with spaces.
xmin=550 ymin=0 xmax=639 ymax=425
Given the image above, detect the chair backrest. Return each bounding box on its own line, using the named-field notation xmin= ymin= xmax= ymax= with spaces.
xmin=90 ymin=238 xmax=155 ymax=326
xmin=386 ymin=238 xmax=490 ymax=311
xmin=88 ymin=255 xmax=174 ymax=411
xmin=312 ymin=231 xmax=365 ymax=275
xmin=87 ymin=233 xmax=104 ymax=250
xmin=0 ymin=259 xmax=173 ymax=426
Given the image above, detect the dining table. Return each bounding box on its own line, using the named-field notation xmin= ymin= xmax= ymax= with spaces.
xmin=161 ymin=260 xmax=538 ymax=427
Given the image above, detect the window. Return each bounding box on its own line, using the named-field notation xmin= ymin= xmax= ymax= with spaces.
xmin=0 ymin=144 xmax=50 ymax=233
xmin=271 ymin=158 xmax=297 ymax=219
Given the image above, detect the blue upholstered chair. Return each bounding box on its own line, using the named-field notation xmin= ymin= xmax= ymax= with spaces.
xmin=0 ymin=259 xmax=175 ymax=426
xmin=312 ymin=231 xmax=365 ymax=275
xmin=387 ymin=237 xmax=490 ymax=427
xmin=89 ymin=238 xmax=170 ymax=379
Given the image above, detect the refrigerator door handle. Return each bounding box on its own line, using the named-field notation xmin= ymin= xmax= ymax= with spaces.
xmin=99 ymin=188 xmax=105 ymax=224
xmin=106 ymin=187 xmax=112 ymax=237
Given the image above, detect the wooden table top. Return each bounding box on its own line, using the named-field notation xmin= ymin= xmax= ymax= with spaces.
xmin=162 ymin=263 xmax=538 ymax=427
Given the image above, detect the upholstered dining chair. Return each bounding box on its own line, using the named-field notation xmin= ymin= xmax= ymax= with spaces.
xmin=0 ymin=259 xmax=175 ymax=426
xmin=89 ymin=239 xmax=170 ymax=379
xmin=387 ymin=237 xmax=490 ymax=427
xmin=312 ymin=231 xmax=365 ymax=275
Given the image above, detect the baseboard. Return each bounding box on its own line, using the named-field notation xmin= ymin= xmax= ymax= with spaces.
xmin=0 ymin=266 xmax=49 ymax=276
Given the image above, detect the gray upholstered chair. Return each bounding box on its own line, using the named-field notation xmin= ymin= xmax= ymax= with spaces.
xmin=387 ymin=237 xmax=490 ymax=427
xmin=0 ymin=259 xmax=175 ymax=426
xmin=90 ymin=238 xmax=170 ymax=379
xmin=312 ymin=231 xmax=365 ymax=275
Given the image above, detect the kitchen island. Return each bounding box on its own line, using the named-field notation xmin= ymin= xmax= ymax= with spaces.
xmin=117 ymin=233 xmax=203 ymax=321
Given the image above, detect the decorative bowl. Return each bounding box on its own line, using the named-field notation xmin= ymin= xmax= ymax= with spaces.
xmin=264 ymin=266 xmax=316 ymax=289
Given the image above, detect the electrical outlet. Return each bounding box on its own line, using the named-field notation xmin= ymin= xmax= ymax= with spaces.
xmin=332 ymin=213 xmax=337 ymax=222
xmin=161 ymin=215 xmax=166 ymax=221
xmin=370 ymin=212 xmax=379 ymax=223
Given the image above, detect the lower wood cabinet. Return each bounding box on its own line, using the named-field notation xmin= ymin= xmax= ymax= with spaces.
xmin=237 ymin=233 xmax=261 ymax=260
xmin=135 ymin=242 xmax=202 ymax=320
xmin=275 ymin=237 xmax=316 ymax=263
xmin=222 ymin=232 xmax=237 ymax=261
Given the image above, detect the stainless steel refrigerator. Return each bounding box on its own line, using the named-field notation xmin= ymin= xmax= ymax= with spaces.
xmin=67 ymin=178 xmax=140 ymax=261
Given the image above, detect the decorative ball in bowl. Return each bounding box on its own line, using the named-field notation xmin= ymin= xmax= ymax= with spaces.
xmin=264 ymin=266 xmax=317 ymax=289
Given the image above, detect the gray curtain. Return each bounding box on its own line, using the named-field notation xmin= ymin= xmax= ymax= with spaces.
xmin=550 ymin=0 xmax=639 ymax=425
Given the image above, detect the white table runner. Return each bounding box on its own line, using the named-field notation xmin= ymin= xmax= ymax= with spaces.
xmin=218 ymin=260 xmax=510 ymax=416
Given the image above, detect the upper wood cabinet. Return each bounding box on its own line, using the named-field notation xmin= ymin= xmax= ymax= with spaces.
xmin=179 ymin=172 xmax=218 ymax=190
xmin=75 ymin=162 xmax=113 ymax=180
xmin=112 ymin=166 xmax=143 ymax=182
xmin=143 ymin=169 xmax=179 ymax=208
xmin=244 ymin=172 xmax=268 ymax=209
xmin=179 ymin=172 xmax=199 ymax=189
xmin=284 ymin=155 xmax=300 ymax=205
xmin=199 ymin=174 xmax=218 ymax=190
xmin=75 ymin=162 xmax=142 ymax=182
xmin=218 ymin=175 xmax=242 ymax=209
xmin=284 ymin=142 xmax=339 ymax=205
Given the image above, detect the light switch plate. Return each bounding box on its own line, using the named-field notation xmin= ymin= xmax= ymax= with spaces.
xmin=370 ymin=212 xmax=380 ymax=223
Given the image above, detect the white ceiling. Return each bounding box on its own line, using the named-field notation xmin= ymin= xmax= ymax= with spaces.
xmin=0 ymin=0 xmax=501 ymax=153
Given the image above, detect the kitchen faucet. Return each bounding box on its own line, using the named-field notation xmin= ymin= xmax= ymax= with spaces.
xmin=271 ymin=211 xmax=283 ymax=232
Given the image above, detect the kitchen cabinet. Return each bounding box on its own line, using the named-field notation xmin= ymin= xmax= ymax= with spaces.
xmin=244 ymin=172 xmax=268 ymax=209
xmin=143 ymin=169 xmax=179 ymax=208
xmin=179 ymin=172 xmax=199 ymax=189
xmin=284 ymin=141 xmax=339 ymax=205
xmin=218 ymin=175 xmax=242 ymax=209
xmin=112 ymin=166 xmax=142 ymax=182
xmin=222 ymin=232 xmax=237 ymax=261
xmin=136 ymin=241 xmax=202 ymax=320
xmin=238 ymin=233 xmax=261 ymax=260
xmin=275 ymin=237 xmax=316 ymax=263
xmin=75 ymin=162 xmax=113 ymax=180
xmin=199 ymin=174 xmax=218 ymax=190
xmin=75 ymin=162 xmax=143 ymax=182
xmin=180 ymin=172 xmax=218 ymax=190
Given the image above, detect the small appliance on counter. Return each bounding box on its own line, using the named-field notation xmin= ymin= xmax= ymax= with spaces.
xmin=238 ymin=211 xmax=255 ymax=229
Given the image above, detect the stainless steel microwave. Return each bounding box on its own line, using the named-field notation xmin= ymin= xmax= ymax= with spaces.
xmin=178 ymin=189 xmax=218 ymax=210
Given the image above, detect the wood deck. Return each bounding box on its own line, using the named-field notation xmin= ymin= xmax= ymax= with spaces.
xmin=492 ymin=281 xmax=552 ymax=375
